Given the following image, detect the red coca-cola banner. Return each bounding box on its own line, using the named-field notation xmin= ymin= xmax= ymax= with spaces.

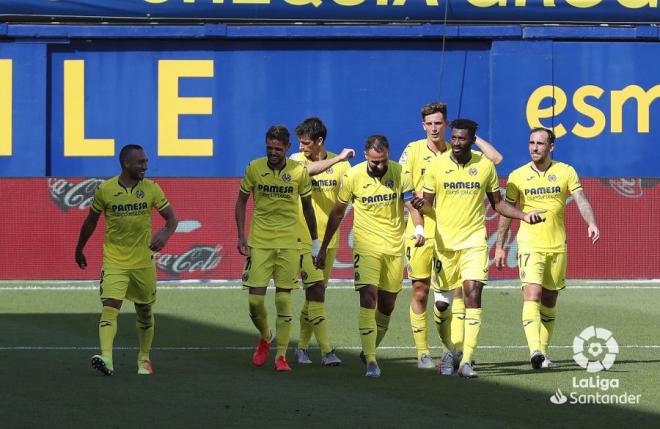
xmin=0 ymin=178 xmax=658 ymax=280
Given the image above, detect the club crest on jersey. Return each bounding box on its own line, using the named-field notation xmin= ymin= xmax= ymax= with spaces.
xmin=468 ymin=167 xmax=478 ymax=177
xmin=282 ymin=173 xmax=292 ymax=182
xmin=326 ymin=167 xmax=333 ymax=174
xmin=135 ymin=190 xmax=145 ymax=199
xmin=384 ymin=179 xmax=394 ymax=189
xmin=548 ymin=174 xmax=557 ymax=183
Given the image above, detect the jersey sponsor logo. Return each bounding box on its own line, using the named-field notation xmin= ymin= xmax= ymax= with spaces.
xmin=111 ymin=202 xmax=149 ymax=212
xmin=311 ymin=178 xmax=338 ymax=188
xmin=524 ymin=186 xmax=561 ymax=195
xmin=136 ymin=189 xmax=145 ymax=199
xmin=361 ymin=192 xmax=398 ymax=204
xmin=443 ymin=182 xmax=481 ymax=189
xmin=468 ymin=167 xmax=478 ymax=176
xmin=257 ymin=184 xmax=294 ymax=194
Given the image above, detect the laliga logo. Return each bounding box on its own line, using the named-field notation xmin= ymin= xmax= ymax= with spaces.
xmin=572 ymin=326 xmax=619 ymax=373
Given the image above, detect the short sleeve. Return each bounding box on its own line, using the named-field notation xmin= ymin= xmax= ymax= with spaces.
xmin=152 ymin=182 xmax=170 ymax=212
xmin=239 ymin=163 xmax=254 ymax=194
xmin=401 ymin=169 xmax=414 ymax=194
xmin=298 ymin=165 xmax=312 ymax=198
xmin=485 ymin=161 xmax=500 ymax=193
xmin=337 ymin=172 xmax=353 ymax=204
xmin=398 ymin=146 xmax=410 ymax=166
xmin=567 ymin=166 xmax=583 ymax=194
xmin=423 ymin=164 xmax=437 ymax=194
xmin=91 ymin=184 xmax=105 ymax=213
xmin=505 ymin=175 xmax=520 ymax=204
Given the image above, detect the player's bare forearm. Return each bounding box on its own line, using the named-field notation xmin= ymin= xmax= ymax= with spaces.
xmin=494 ymin=199 xmax=525 ymax=220
xmin=573 ymin=190 xmax=597 ymax=226
xmin=405 ymin=201 xmax=424 ymax=228
xmin=151 ymin=206 xmax=178 ymax=251
xmin=321 ymin=202 xmax=347 ymax=250
xmin=301 ymin=196 xmax=318 ymax=241
xmin=305 ymin=150 xmax=353 ymax=176
xmin=495 ymin=215 xmax=513 ymax=248
xmin=235 ymin=191 xmax=249 ymax=242
xmin=76 ymin=210 xmax=100 ymax=252
xmin=475 ymin=135 xmax=504 ymax=165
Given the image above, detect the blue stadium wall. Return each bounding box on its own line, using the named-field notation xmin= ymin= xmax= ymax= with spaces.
xmin=0 ymin=23 xmax=659 ymax=178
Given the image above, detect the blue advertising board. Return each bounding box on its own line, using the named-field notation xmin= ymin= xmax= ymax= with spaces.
xmin=1 ymin=35 xmax=658 ymax=177
xmin=0 ymin=0 xmax=658 ymax=24
xmin=492 ymin=40 xmax=660 ymax=177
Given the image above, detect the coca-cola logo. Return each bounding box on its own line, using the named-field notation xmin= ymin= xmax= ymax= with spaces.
xmin=155 ymin=245 xmax=222 ymax=275
xmin=48 ymin=178 xmax=104 ymax=212
xmin=602 ymin=178 xmax=660 ymax=199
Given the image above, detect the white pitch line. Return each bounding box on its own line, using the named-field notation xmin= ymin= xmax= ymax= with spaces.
xmin=1 ymin=284 xmax=660 ymax=291
xmin=1 ymin=345 xmax=659 ymax=351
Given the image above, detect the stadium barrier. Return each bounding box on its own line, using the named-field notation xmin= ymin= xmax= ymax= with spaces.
xmin=1 ymin=177 xmax=657 ymax=280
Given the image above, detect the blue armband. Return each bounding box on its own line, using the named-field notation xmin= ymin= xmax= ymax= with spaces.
xmin=402 ymin=190 xmax=414 ymax=202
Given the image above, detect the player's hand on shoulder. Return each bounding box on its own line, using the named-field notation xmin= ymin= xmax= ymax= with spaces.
xmin=338 ymin=148 xmax=355 ymax=162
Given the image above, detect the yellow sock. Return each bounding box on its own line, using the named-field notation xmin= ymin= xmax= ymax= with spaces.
xmin=99 ymin=306 xmax=119 ymax=362
xmin=410 ymin=306 xmax=429 ymax=359
xmin=298 ymin=300 xmax=312 ymax=350
xmin=451 ymin=297 xmax=465 ymax=352
xmin=359 ymin=307 xmax=377 ymax=363
xmin=540 ymin=304 xmax=558 ymax=356
xmin=308 ymin=300 xmax=332 ymax=354
xmin=375 ymin=310 xmax=391 ymax=347
xmin=462 ymin=308 xmax=482 ymax=365
xmin=522 ymin=300 xmax=541 ymax=356
xmin=433 ymin=306 xmax=454 ymax=353
xmin=274 ymin=292 xmax=293 ymax=359
xmin=135 ymin=305 xmax=155 ymax=362
xmin=248 ymin=294 xmax=270 ymax=340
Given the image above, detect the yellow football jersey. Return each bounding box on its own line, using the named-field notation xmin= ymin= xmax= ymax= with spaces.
xmin=91 ymin=176 xmax=170 ymax=269
xmin=291 ymin=151 xmax=350 ymax=249
xmin=240 ymin=157 xmax=312 ymax=249
xmin=423 ymin=150 xmax=500 ymax=250
xmin=337 ymin=160 xmax=413 ymax=256
xmin=398 ymin=139 xmax=450 ymax=238
xmin=505 ymin=161 xmax=583 ymax=252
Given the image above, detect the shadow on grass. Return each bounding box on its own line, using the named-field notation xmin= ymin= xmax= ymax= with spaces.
xmin=0 ymin=313 xmax=657 ymax=429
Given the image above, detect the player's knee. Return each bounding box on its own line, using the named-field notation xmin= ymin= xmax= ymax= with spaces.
xmin=135 ymin=303 xmax=153 ymax=320
xmin=434 ymin=290 xmax=453 ymax=312
xmin=305 ymin=282 xmax=325 ymax=302
xmin=102 ymin=298 xmax=123 ymax=310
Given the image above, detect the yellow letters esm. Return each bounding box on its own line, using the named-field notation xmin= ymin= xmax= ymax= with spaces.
xmin=0 ymin=59 xmax=11 ymax=156
xmin=64 ymin=60 xmax=115 ymax=157
xmin=526 ymin=84 xmax=660 ymax=138
xmin=158 ymin=60 xmax=214 ymax=157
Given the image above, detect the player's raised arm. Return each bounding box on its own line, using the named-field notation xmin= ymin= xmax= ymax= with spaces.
xmin=571 ymin=190 xmax=600 ymax=243
xmin=474 ymin=135 xmax=504 ymax=165
xmin=75 ymin=208 xmax=101 ymax=269
xmin=303 ymin=148 xmax=355 ymax=176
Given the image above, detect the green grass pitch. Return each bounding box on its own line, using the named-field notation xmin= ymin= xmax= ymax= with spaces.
xmin=0 ymin=280 xmax=658 ymax=428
